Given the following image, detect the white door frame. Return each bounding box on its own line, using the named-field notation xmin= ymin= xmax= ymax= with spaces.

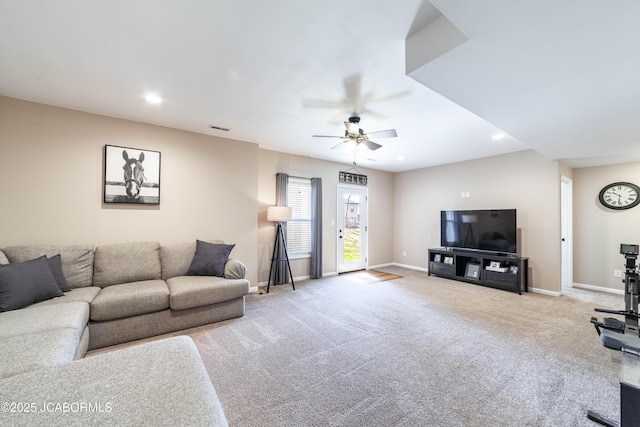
xmin=337 ymin=184 xmax=368 ymax=273
xmin=561 ymin=175 xmax=573 ymax=290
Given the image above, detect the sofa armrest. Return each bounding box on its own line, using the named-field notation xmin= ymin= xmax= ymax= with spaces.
xmin=224 ymin=258 xmax=246 ymax=280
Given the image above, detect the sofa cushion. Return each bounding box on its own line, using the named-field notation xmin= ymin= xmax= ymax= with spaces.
xmin=93 ymin=242 xmax=161 ymax=287
xmin=166 ymin=276 xmax=249 ymax=310
xmin=0 ymin=301 xmax=90 ymax=379
xmin=0 ymin=329 xmax=84 ymax=379
xmin=187 ymin=240 xmax=235 ymax=277
xmin=0 ymin=301 xmax=90 ymax=339
xmin=47 ymin=255 xmax=71 ymax=292
xmin=30 ymin=287 xmax=101 ymax=307
xmin=0 ymin=336 xmax=228 ymax=426
xmin=90 ymin=280 xmax=169 ymax=321
xmin=0 ymin=250 xmax=8 ymax=265
xmin=224 ymin=259 xmax=247 ymax=280
xmin=161 ymin=240 xmax=223 ymax=280
xmin=0 ymin=256 xmax=64 ymax=312
xmin=2 ymin=245 xmax=95 ymax=288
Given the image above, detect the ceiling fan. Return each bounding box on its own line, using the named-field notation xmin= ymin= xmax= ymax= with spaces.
xmin=312 ymin=115 xmax=397 ymax=151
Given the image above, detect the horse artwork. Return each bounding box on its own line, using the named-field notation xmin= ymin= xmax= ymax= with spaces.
xmin=104 ymin=145 xmax=161 ymax=205
xmin=122 ymin=150 xmax=146 ymax=199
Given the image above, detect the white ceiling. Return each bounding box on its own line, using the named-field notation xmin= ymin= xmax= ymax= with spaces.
xmin=1 ymin=1 xmax=638 ymax=172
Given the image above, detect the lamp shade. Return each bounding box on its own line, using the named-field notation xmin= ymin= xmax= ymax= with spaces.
xmin=267 ymin=206 xmax=292 ymax=222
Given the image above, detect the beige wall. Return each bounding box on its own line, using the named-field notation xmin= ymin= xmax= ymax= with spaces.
xmin=257 ymin=149 xmax=395 ymax=282
xmin=0 ymin=96 xmax=260 ymax=285
xmin=0 ymin=96 xmax=395 ymax=287
xmin=573 ymin=162 xmax=640 ymax=291
xmin=394 ymin=150 xmax=563 ymax=293
xmin=1 ymin=96 xmax=583 ymax=295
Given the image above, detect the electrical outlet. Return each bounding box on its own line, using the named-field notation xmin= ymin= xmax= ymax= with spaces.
xmin=614 ymin=269 xmax=622 ymax=278
xmin=403 ymin=251 xmax=407 ymax=257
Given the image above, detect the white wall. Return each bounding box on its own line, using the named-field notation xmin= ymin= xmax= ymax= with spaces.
xmin=394 ymin=150 xmax=562 ymax=293
xmin=3 ymin=95 xmax=597 ymax=295
xmin=573 ymin=162 xmax=640 ymax=291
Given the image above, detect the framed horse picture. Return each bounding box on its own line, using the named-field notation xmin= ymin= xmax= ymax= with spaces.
xmin=104 ymin=145 xmax=161 ymax=205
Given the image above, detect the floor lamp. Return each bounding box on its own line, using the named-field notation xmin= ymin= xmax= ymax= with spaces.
xmin=266 ymin=206 xmax=295 ymax=293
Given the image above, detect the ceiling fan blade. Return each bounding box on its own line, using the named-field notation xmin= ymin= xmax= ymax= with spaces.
xmin=366 ymin=129 xmax=397 ymax=138
xmin=330 ymin=141 xmax=348 ymax=150
xmin=312 ymin=134 xmax=345 ymax=138
xmin=361 ymin=140 xmax=382 ymax=151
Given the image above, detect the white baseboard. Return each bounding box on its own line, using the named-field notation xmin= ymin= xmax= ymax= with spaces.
xmin=387 ymin=262 xmax=562 ymax=296
xmin=250 ymin=263 xmax=589 ymax=298
xmin=251 ymin=273 xmax=316 ymax=293
xmin=367 ymin=263 xmax=393 ymax=270
xmin=572 ymin=282 xmax=624 ymax=295
xmin=389 ymin=262 xmax=428 ymax=272
xmin=529 ymin=287 xmax=561 ymax=297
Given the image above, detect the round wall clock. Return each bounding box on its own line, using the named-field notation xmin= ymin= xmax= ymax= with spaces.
xmin=598 ymin=182 xmax=640 ymax=210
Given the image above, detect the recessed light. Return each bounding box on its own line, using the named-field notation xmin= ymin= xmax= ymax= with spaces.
xmin=145 ymin=94 xmax=163 ymax=104
xmin=397 ymin=156 xmax=405 ymax=161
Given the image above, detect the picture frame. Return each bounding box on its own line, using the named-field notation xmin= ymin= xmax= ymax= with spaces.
xmin=443 ymin=256 xmax=453 ymax=265
xmin=434 ymin=254 xmax=442 ymax=263
xmin=509 ymin=265 xmax=519 ymax=274
xmin=465 ymin=263 xmax=480 ymax=279
xmin=489 ymin=261 xmax=501 ymax=269
xmin=104 ymin=145 xmax=161 ymax=205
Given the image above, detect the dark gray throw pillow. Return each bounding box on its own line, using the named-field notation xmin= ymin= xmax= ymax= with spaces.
xmin=47 ymin=254 xmax=71 ymax=292
xmin=186 ymin=240 xmax=235 ymax=277
xmin=0 ymin=256 xmax=64 ymax=312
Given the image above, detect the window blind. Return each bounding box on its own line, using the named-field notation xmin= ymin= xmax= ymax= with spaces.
xmin=287 ymin=177 xmax=311 ymax=254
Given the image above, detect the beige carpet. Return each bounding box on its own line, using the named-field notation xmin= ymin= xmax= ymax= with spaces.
xmin=344 ymin=269 xmax=403 ymax=284
xmin=188 ymin=267 xmax=623 ymax=426
xmin=258 ymin=269 xmax=402 ymax=295
xmin=88 ymin=268 xmax=624 ymax=426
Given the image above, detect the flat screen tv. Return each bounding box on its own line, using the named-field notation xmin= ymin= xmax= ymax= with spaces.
xmin=440 ymin=209 xmax=517 ymax=254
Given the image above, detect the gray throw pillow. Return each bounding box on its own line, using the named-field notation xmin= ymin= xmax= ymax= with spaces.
xmin=186 ymin=240 xmax=235 ymax=277
xmin=47 ymin=254 xmax=71 ymax=292
xmin=0 ymin=256 xmax=64 ymax=312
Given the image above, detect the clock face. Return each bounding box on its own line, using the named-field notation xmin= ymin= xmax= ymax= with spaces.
xmin=598 ymin=182 xmax=640 ymax=210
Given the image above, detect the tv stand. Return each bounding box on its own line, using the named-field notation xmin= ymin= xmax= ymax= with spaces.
xmin=428 ymin=248 xmax=528 ymax=294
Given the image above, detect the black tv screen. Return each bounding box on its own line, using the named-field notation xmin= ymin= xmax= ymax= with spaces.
xmin=440 ymin=209 xmax=517 ymax=254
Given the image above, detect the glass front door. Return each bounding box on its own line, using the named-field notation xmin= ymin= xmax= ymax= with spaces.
xmin=337 ymin=186 xmax=368 ymax=273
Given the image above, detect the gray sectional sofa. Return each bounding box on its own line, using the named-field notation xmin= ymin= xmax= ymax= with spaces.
xmin=0 ymin=239 xmax=248 ymax=426
xmin=0 ymin=336 xmax=228 ymax=426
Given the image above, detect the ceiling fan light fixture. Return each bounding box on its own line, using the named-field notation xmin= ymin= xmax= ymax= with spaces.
xmin=313 ymin=115 xmax=396 ymax=154
xmin=343 ymin=140 xmax=357 ymax=154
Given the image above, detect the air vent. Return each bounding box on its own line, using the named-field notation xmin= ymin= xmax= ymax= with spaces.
xmin=208 ymin=125 xmax=230 ymax=132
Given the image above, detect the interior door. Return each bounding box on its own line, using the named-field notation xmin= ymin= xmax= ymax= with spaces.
xmin=337 ymin=185 xmax=368 ymax=273
xmin=561 ymin=176 xmax=573 ymax=290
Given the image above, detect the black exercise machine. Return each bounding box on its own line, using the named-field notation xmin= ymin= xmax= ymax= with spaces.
xmin=589 ymin=243 xmax=640 ymax=427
